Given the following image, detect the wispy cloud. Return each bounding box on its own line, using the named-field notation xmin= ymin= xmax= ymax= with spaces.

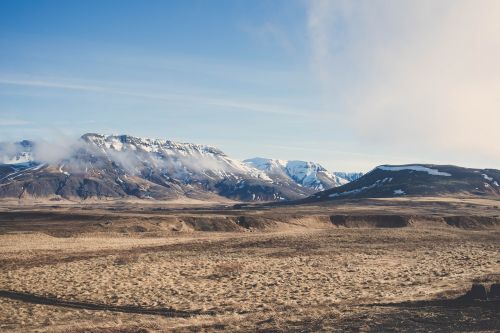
xmin=0 ymin=119 xmax=31 ymax=126
xmin=0 ymin=76 xmax=304 ymax=116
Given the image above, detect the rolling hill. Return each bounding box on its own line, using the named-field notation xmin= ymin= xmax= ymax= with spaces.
xmin=308 ymin=164 xmax=500 ymax=201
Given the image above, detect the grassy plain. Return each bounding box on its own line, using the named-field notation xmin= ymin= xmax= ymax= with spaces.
xmin=0 ymin=197 xmax=499 ymax=332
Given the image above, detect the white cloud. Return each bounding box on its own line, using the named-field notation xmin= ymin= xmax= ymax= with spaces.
xmin=307 ymin=0 xmax=500 ymax=163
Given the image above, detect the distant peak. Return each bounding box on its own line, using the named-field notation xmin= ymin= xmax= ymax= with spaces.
xmin=244 ymin=157 xmax=288 ymax=170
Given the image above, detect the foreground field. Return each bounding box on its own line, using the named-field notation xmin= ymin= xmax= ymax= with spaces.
xmin=0 ymin=198 xmax=499 ymax=332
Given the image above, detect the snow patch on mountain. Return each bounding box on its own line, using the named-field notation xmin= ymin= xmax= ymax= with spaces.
xmin=328 ymin=181 xmax=379 ymax=198
xmin=482 ymin=173 xmax=493 ymax=182
xmin=377 ymin=165 xmax=452 ymax=176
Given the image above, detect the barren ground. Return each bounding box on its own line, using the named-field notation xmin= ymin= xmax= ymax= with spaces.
xmin=0 ymin=197 xmax=499 ymax=332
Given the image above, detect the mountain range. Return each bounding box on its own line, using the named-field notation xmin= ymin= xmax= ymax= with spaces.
xmin=2 ymin=134 xmax=498 ymax=203
xmin=0 ymin=133 xmax=361 ymax=201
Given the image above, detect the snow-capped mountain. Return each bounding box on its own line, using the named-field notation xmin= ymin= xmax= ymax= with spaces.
xmin=81 ymin=133 xmax=271 ymax=182
xmin=0 ymin=140 xmax=34 ymax=164
xmin=0 ymin=134 xmax=359 ymax=201
xmin=244 ymin=157 xmax=350 ymax=191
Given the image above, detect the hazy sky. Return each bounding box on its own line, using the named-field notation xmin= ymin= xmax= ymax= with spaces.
xmin=1 ymin=0 xmax=499 ymax=172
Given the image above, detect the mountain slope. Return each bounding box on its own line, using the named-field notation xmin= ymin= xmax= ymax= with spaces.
xmin=309 ymin=164 xmax=500 ymax=201
xmin=0 ymin=134 xmax=354 ymax=202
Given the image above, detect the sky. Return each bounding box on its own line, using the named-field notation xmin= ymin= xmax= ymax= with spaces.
xmin=1 ymin=0 xmax=499 ymax=172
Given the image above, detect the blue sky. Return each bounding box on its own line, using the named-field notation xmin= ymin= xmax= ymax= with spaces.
xmin=1 ymin=0 xmax=499 ymax=171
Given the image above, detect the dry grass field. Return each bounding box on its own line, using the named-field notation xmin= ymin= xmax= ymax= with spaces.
xmin=0 ymin=197 xmax=499 ymax=332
